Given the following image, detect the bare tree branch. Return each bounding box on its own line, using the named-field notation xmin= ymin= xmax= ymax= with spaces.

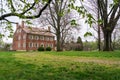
xmin=0 ymin=0 xmax=52 ymax=20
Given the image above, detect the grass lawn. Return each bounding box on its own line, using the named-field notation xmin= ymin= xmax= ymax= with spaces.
xmin=0 ymin=51 xmax=120 ymax=80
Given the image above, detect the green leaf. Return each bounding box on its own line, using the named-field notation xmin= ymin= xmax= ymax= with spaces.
xmin=71 ymin=19 xmax=77 ymax=26
xmin=97 ymin=19 xmax=103 ymax=24
xmin=84 ymin=32 xmax=93 ymax=37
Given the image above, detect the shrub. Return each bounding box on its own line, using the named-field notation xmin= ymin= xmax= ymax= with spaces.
xmin=75 ymin=45 xmax=83 ymax=51
xmin=46 ymin=47 xmax=52 ymax=51
xmin=38 ymin=46 xmax=44 ymax=51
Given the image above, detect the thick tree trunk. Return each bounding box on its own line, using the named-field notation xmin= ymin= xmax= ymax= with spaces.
xmin=56 ymin=32 xmax=62 ymax=51
xmin=103 ymin=31 xmax=113 ymax=51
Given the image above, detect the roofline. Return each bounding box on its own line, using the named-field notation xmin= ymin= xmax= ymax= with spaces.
xmin=27 ymin=33 xmax=55 ymax=37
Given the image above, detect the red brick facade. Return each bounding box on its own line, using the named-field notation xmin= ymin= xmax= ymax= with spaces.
xmin=12 ymin=21 xmax=55 ymax=51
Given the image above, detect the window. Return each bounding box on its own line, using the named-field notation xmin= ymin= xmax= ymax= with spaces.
xmin=35 ymin=36 xmax=37 ymax=40
xmin=29 ymin=43 xmax=31 ymax=47
xmin=33 ymin=43 xmax=35 ymax=47
xmin=41 ymin=43 xmax=44 ymax=47
xmin=35 ymin=43 xmax=37 ymax=48
xmin=29 ymin=42 xmax=33 ymax=48
xmin=46 ymin=37 xmax=49 ymax=41
xmin=29 ymin=35 xmax=33 ymax=40
xmin=40 ymin=36 xmax=44 ymax=40
xmin=32 ymin=35 xmax=35 ymax=39
xmin=46 ymin=43 xmax=50 ymax=47
xmin=29 ymin=35 xmax=31 ymax=39
xmin=23 ymin=42 xmax=26 ymax=48
xmin=23 ymin=34 xmax=26 ymax=39
xmin=32 ymin=35 xmax=34 ymax=39
xmin=50 ymin=44 xmax=53 ymax=48
xmin=18 ymin=35 xmax=21 ymax=40
xmin=18 ymin=42 xmax=21 ymax=48
xmin=35 ymin=36 xmax=39 ymax=40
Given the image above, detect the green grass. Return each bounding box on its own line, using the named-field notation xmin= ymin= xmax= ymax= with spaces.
xmin=0 ymin=51 xmax=120 ymax=80
xmin=45 ymin=51 xmax=120 ymax=58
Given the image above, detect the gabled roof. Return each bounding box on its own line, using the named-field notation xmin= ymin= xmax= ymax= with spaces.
xmin=22 ymin=26 xmax=54 ymax=37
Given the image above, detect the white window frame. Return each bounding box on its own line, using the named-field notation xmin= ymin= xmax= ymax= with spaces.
xmin=41 ymin=43 xmax=44 ymax=47
xmin=29 ymin=35 xmax=32 ymax=40
xmin=35 ymin=36 xmax=39 ymax=40
xmin=51 ymin=44 xmax=53 ymax=48
xmin=29 ymin=42 xmax=33 ymax=48
xmin=40 ymin=36 xmax=44 ymax=40
xmin=35 ymin=43 xmax=37 ymax=48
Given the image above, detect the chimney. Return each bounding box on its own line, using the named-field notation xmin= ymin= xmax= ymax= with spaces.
xmin=48 ymin=26 xmax=51 ymax=32
xmin=21 ymin=21 xmax=24 ymax=28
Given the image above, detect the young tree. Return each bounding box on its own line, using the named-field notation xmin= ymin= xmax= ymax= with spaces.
xmin=76 ymin=36 xmax=83 ymax=50
xmin=77 ymin=36 xmax=82 ymax=43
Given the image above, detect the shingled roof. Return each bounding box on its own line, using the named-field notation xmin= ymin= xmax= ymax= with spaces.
xmin=23 ymin=26 xmax=54 ymax=37
xmin=17 ymin=21 xmax=54 ymax=37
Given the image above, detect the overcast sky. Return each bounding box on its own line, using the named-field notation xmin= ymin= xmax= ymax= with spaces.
xmin=2 ymin=0 xmax=97 ymax=43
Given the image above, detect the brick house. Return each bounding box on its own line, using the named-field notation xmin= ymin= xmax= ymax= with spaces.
xmin=12 ymin=21 xmax=55 ymax=51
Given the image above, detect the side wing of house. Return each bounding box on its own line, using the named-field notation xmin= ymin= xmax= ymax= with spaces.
xmin=12 ymin=22 xmax=27 ymax=51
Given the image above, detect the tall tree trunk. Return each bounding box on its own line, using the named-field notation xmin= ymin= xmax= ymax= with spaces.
xmin=103 ymin=31 xmax=113 ymax=51
xmin=56 ymin=32 xmax=61 ymax=51
xmin=98 ymin=25 xmax=101 ymax=51
xmin=97 ymin=0 xmax=101 ymax=51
